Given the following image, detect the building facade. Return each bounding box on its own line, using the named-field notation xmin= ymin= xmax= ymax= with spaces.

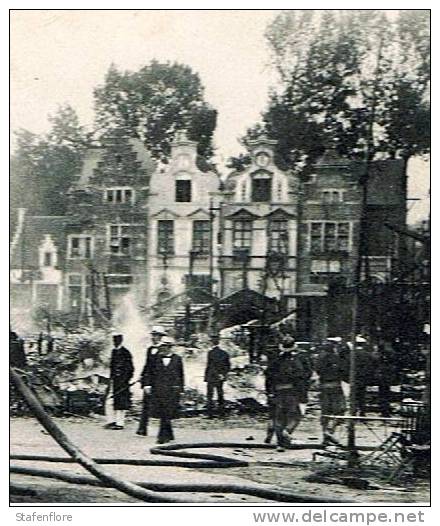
xmin=146 ymin=131 xmax=220 ymax=309
xmin=220 ymin=136 xmax=299 ymax=313
xmin=10 ymin=132 xmax=407 ymax=339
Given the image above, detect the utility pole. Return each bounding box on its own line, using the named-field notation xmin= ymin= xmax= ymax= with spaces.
xmin=347 ymin=36 xmax=384 ymax=469
xmin=184 ymin=250 xmax=198 ymax=341
xmin=209 ymin=198 xmax=215 ymax=296
xmin=102 ymin=273 xmax=112 ymax=320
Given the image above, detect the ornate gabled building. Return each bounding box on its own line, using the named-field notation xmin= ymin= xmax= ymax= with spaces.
xmin=146 ymin=131 xmax=220 ymax=310
xmin=220 ymin=135 xmax=300 ymax=310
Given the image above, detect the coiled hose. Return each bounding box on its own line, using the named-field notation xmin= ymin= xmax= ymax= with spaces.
xmin=10 ymin=367 xmax=352 ymax=503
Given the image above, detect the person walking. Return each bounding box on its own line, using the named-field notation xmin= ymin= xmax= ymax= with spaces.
xmin=136 ymin=325 xmax=166 ymax=436
xmin=146 ymin=337 xmax=184 ymax=444
xmin=315 ymin=341 xmax=347 ymax=445
xmin=265 ymin=336 xmax=307 ymax=450
xmin=204 ymin=334 xmax=231 ymax=417
xmin=104 ymin=332 xmax=134 ymax=430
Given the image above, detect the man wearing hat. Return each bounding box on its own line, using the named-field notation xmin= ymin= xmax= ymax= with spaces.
xmin=204 ymin=334 xmax=231 ymax=418
xmin=145 ymin=337 xmax=184 ymax=444
xmin=104 ymin=332 xmax=134 ymax=430
xmin=265 ymin=336 xmax=307 ymax=450
xmin=315 ymin=340 xmax=347 ymax=444
xmin=136 ymin=325 xmax=166 ymax=436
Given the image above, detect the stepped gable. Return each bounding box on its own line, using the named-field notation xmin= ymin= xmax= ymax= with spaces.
xmin=315 ymin=143 xmax=350 ymax=167
xmin=74 ymin=130 xmax=155 ymax=188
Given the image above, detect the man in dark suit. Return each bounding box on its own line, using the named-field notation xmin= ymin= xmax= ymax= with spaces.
xmin=146 ymin=337 xmax=184 ymax=444
xmin=136 ymin=325 xmax=166 ymax=436
xmin=104 ymin=333 xmax=134 ymax=430
xmin=204 ymin=335 xmax=231 ymax=417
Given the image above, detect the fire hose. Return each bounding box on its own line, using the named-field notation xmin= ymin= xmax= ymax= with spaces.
xmin=10 ymin=367 xmax=353 ymax=503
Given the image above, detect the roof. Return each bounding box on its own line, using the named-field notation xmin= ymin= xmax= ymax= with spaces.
xmin=315 ymin=145 xmax=349 ymax=167
xmin=75 ymin=138 xmax=156 ymax=187
xmin=10 ymin=214 xmax=68 ymax=269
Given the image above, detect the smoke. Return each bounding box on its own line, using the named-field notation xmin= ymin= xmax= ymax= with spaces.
xmin=111 ymin=291 xmax=149 ymax=398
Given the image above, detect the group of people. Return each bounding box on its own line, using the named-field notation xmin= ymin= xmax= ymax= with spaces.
xmin=103 ymin=326 xmax=399 ymax=449
xmin=105 ymin=326 xmax=230 ymax=444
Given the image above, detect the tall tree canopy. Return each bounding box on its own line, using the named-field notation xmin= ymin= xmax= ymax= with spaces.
xmin=93 ymin=61 xmax=217 ymax=165
xmin=11 ymin=105 xmax=88 ymax=215
xmin=233 ymin=10 xmax=430 ymax=171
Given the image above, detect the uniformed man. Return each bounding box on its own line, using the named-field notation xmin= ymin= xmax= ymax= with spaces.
xmin=315 ymin=341 xmax=347 ymax=444
xmin=136 ymin=325 xmax=166 ymax=436
xmin=104 ymin=332 xmax=134 ymax=430
xmin=265 ymin=336 xmax=307 ymax=450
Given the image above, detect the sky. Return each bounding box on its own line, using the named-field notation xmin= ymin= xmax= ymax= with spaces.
xmin=10 ymin=9 xmax=429 ymax=223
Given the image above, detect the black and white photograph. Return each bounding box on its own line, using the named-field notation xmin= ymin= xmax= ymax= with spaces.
xmin=9 ymin=8 xmax=430 ymax=508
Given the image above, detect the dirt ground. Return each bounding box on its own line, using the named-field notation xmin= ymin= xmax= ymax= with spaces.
xmin=10 ymin=412 xmax=430 ymax=504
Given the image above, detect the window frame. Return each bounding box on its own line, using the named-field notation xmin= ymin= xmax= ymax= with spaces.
xmin=175 ymin=179 xmax=192 ymax=203
xmin=232 ymin=219 xmax=253 ymax=249
xmin=107 ymin=225 xmax=132 ymax=256
xmin=308 ymin=221 xmax=352 ymax=254
xmin=67 ymin=235 xmax=93 ymax=259
xmin=321 ymin=189 xmax=345 ymax=204
xmin=157 ymin=220 xmax=175 ymax=256
xmin=192 ymin=220 xmax=211 ymax=256
xmin=104 ymin=187 xmax=135 ymax=205
xmin=251 ymin=177 xmax=272 ymax=203
xmin=268 ymin=219 xmax=289 ymax=254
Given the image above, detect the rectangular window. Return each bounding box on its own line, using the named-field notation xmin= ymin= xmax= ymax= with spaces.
xmin=157 ymin=220 xmax=175 ymax=255
xmin=251 ymin=178 xmax=272 ymax=202
xmin=108 ymin=225 xmax=131 ymax=256
xmin=322 ymin=190 xmax=344 ymax=203
xmin=309 ymin=222 xmax=350 ymax=254
xmin=192 ymin=220 xmax=211 ymax=255
xmin=68 ymin=236 xmax=93 ymax=259
xmin=233 ymin=220 xmax=253 ymax=249
xmin=43 ymin=252 xmax=52 ymax=267
xmin=68 ymin=274 xmax=83 ymax=310
xmin=310 ymin=223 xmax=323 ymax=254
xmin=269 ymin=220 xmax=289 ymax=253
xmin=175 ymin=180 xmax=192 ymax=202
xmin=311 ymin=260 xmax=341 ymax=273
xmin=105 ymin=188 xmax=134 ymax=204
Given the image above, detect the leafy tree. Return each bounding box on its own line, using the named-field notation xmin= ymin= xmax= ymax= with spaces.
xmin=11 ymin=105 xmax=88 ymax=215
xmin=232 ymin=10 xmax=429 ymax=172
xmin=94 ymin=61 xmax=217 ymax=166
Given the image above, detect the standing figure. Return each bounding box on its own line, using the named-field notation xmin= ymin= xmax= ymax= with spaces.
xmin=265 ymin=336 xmax=307 ymax=450
xmin=104 ymin=333 xmax=134 ymax=430
xmin=146 ymin=337 xmax=184 ymax=444
xmin=136 ymin=325 xmax=166 ymax=436
xmin=315 ymin=341 xmax=347 ymax=444
xmin=10 ymin=331 xmax=27 ymax=369
xmin=374 ymin=341 xmax=396 ymax=418
xmin=353 ymin=337 xmax=375 ymax=416
xmin=204 ymin=334 xmax=231 ymax=417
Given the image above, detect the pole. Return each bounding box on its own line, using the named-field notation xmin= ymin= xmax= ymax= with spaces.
xmin=347 ymin=35 xmax=384 ymax=469
xmin=209 ymin=198 xmax=215 ymax=296
xmin=185 ymin=250 xmax=196 ymax=341
xmin=103 ymin=273 xmax=112 ymax=320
